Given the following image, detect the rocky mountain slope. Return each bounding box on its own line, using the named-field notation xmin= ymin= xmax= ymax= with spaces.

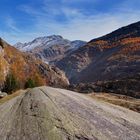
xmin=14 ymin=35 xmax=86 ymax=63
xmin=56 ymin=21 xmax=140 ymax=97
xmin=0 ymin=86 xmax=140 ymax=140
xmin=0 ymin=38 xmax=69 ymax=91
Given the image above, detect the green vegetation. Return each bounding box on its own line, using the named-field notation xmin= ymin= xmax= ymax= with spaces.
xmin=2 ymin=75 xmax=41 ymax=94
xmin=25 ymin=78 xmax=36 ymax=88
xmin=2 ymin=73 xmax=19 ymax=94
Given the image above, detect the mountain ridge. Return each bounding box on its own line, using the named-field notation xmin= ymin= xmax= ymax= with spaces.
xmin=92 ymin=21 xmax=140 ymax=42
xmin=14 ymin=35 xmax=86 ymax=63
xmin=56 ymin=21 xmax=140 ymax=97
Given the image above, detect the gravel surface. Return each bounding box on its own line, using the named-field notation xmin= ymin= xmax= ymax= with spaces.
xmin=0 ymin=86 xmax=140 ymax=140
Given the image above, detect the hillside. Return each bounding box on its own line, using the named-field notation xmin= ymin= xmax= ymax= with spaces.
xmin=0 ymin=38 xmax=69 ymax=92
xmin=14 ymin=35 xmax=86 ymax=63
xmin=0 ymin=86 xmax=140 ymax=140
xmin=56 ymin=21 xmax=140 ymax=97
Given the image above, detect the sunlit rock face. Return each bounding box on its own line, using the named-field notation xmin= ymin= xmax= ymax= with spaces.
xmin=0 ymin=38 xmax=69 ymax=90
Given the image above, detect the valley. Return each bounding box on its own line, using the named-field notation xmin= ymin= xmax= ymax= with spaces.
xmin=13 ymin=21 xmax=140 ymax=98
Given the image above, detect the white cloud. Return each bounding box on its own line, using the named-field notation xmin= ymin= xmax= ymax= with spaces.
xmin=61 ymin=0 xmax=99 ymax=4
xmin=1 ymin=0 xmax=140 ymax=44
xmin=5 ymin=16 xmax=20 ymax=32
xmin=44 ymin=12 xmax=140 ymax=41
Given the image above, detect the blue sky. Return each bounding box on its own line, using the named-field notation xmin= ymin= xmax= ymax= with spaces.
xmin=0 ymin=0 xmax=140 ymax=44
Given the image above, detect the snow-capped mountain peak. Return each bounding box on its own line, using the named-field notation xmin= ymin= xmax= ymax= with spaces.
xmin=14 ymin=35 xmax=86 ymax=63
xmin=14 ymin=35 xmax=68 ymax=52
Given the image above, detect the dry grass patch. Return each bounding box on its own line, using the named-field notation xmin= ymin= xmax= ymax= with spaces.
xmin=89 ymin=93 xmax=140 ymax=113
xmin=0 ymin=90 xmax=25 ymax=105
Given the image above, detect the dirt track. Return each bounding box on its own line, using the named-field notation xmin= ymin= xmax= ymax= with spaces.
xmin=0 ymin=86 xmax=140 ymax=140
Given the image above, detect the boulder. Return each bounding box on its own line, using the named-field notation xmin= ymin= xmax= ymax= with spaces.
xmin=0 ymin=91 xmax=7 ymax=98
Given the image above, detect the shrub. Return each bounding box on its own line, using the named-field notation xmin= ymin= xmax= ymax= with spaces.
xmin=2 ymin=73 xmax=19 ymax=94
xmin=25 ymin=78 xmax=36 ymax=88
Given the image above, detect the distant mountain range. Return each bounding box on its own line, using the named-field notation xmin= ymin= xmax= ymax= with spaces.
xmin=0 ymin=38 xmax=69 ymax=91
xmin=14 ymin=35 xmax=86 ymax=63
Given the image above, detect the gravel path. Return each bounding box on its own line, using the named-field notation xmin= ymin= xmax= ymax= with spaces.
xmin=0 ymin=86 xmax=140 ymax=140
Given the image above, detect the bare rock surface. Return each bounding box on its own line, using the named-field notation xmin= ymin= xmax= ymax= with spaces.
xmin=0 ymin=86 xmax=140 ymax=140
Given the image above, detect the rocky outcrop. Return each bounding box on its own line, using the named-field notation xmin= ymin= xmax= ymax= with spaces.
xmin=0 ymin=86 xmax=140 ymax=140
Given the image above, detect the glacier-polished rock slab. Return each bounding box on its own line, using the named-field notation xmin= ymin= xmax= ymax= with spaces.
xmin=0 ymin=86 xmax=140 ymax=140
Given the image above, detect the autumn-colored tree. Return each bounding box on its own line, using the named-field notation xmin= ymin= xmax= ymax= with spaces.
xmin=34 ymin=73 xmax=45 ymax=86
